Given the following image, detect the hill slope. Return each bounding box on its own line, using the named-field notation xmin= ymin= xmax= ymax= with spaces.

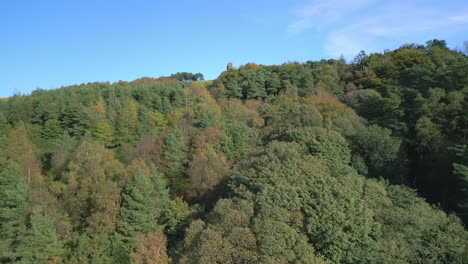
xmin=0 ymin=39 xmax=467 ymax=263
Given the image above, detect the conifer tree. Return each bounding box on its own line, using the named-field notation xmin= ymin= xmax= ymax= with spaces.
xmin=223 ymin=80 xmax=243 ymax=98
xmin=163 ymin=127 xmax=189 ymax=193
xmin=119 ymin=171 xmax=160 ymax=238
xmin=15 ymin=207 xmax=63 ymax=264
xmin=150 ymin=166 xmax=171 ymax=205
xmin=450 ymin=144 xmax=468 ymax=223
xmin=42 ymin=119 xmax=64 ymax=139
xmin=0 ymin=161 xmax=29 ymax=262
xmin=118 ymin=167 xmax=174 ymax=263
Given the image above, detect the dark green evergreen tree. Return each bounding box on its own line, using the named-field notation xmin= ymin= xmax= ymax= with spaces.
xmin=450 ymin=144 xmax=468 ymax=223
xmin=118 ymin=171 xmax=160 ymax=238
xmin=163 ymin=127 xmax=189 ymax=193
xmin=0 ymin=161 xmax=29 ymax=262
xmin=15 ymin=207 xmax=63 ymax=264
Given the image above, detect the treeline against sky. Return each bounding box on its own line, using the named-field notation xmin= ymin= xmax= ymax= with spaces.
xmin=0 ymin=39 xmax=467 ymax=263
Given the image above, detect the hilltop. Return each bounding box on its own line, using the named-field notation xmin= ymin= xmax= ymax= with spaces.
xmin=0 ymin=39 xmax=467 ymax=263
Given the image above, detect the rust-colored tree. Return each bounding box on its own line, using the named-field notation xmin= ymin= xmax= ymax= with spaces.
xmin=131 ymin=230 xmax=170 ymax=264
xmin=187 ymin=134 xmax=229 ymax=198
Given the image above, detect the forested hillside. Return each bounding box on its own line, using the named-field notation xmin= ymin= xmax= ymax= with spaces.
xmin=0 ymin=40 xmax=467 ymax=263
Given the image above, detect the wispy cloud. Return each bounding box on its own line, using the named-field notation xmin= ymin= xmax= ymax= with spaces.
xmin=288 ymin=0 xmax=468 ymax=58
xmin=288 ymin=0 xmax=376 ymax=33
xmin=448 ymin=14 xmax=468 ymax=23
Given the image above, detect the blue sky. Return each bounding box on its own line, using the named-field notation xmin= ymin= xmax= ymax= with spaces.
xmin=1 ymin=0 xmax=467 ymax=98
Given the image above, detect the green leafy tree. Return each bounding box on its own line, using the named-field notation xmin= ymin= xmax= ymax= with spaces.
xmin=176 ymin=199 xmax=259 ymax=264
xmin=115 ymin=97 xmax=139 ymax=145
xmin=354 ymin=124 xmax=401 ymax=177
xmin=147 ymin=110 xmax=168 ymax=135
xmin=66 ymin=233 xmax=113 ymax=264
xmin=415 ymin=116 xmax=443 ymax=152
xmin=5 ymin=122 xmax=43 ymax=186
xmin=217 ymin=121 xmax=255 ymax=161
xmin=62 ymin=140 xmax=125 ymax=233
xmin=260 ymin=98 xmax=323 ymax=141
xmin=162 ymin=197 xmax=191 ymax=237
xmin=230 ymin=142 xmax=378 ymax=263
xmin=92 ymin=122 xmax=114 ymax=147
xmin=170 ymin=72 xmax=204 ymax=82
xmin=282 ymin=127 xmax=353 ymax=175
xmin=374 ymin=185 xmax=468 ymax=263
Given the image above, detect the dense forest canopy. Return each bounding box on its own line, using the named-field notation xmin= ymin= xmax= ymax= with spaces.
xmin=0 ymin=39 xmax=467 ymax=263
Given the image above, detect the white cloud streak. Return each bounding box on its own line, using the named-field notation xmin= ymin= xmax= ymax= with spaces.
xmin=288 ymin=0 xmax=468 ymax=58
xmin=288 ymin=0 xmax=377 ymax=33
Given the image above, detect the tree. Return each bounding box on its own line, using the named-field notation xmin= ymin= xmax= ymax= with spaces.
xmin=260 ymin=98 xmax=323 ymax=140
xmin=353 ymin=124 xmax=401 ymax=177
xmin=450 ymin=144 xmax=468 ymax=223
xmin=84 ymin=97 xmax=107 ymax=123
xmin=0 ymin=161 xmax=30 ymax=262
xmin=282 ymin=127 xmax=353 ymax=175
xmin=131 ymin=230 xmax=170 ymax=264
xmin=146 ymin=111 xmax=168 ymax=135
xmin=84 ymin=98 xmax=113 ymax=147
xmin=92 ymin=122 xmax=114 ymax=147
xmin=426 ymin=39 xmax=448 ymax=50
xmin=453 ymin=162 xmax=468 ymax=225
xmin=5 ymin=122 xmax=43 ymax=186
xmin=66 ymin=233 xmax=114 ymax=264
xmin=265 ymin=72 xmax=281 ymax=95
xmin=374 ymin=185 xmax=468 ymax=263
xmin=241 ymin=68 xmax=267 ymax=99
xmin=187 ymin=134 xmax=229 ymax=198
xmin=161 ymin=197 xmax=191 ymax=237
xmin=119 ymin=171 xmax=161 ymax=238
xmin=223 ymin=80 xmax=242 ymax=98
xmin=59 ymin=102 xmax=88 ymax=137
xmin=62 ymin=140 xmax=125 ymax=232
xmin=176 ymin=199 xmax=259 ymax=264
xmin=169 ymin=72 xmax=204 ymax=82
xmin=415 ymin=116 xmax=443 ymax=152
xmin=352 ymin=50 xmax=368 ymax=65
xmin=42 ymin=119 xmax=64 ymax=139
xmin=15 ymin=207 xmax=63 ymax=264
xmin=116 ymin=97 xmax=139 ymax=145
xmin=230 ymin=142 xmax=378 ymax=263
xmin=217 ymin=121 xmax=255 ymax=161
xmin=163 ymin=127 xmax=189 ymax=193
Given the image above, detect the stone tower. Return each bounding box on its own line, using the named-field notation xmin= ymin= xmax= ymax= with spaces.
xmin=227 ymin=62 xmax=233 ymax=70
